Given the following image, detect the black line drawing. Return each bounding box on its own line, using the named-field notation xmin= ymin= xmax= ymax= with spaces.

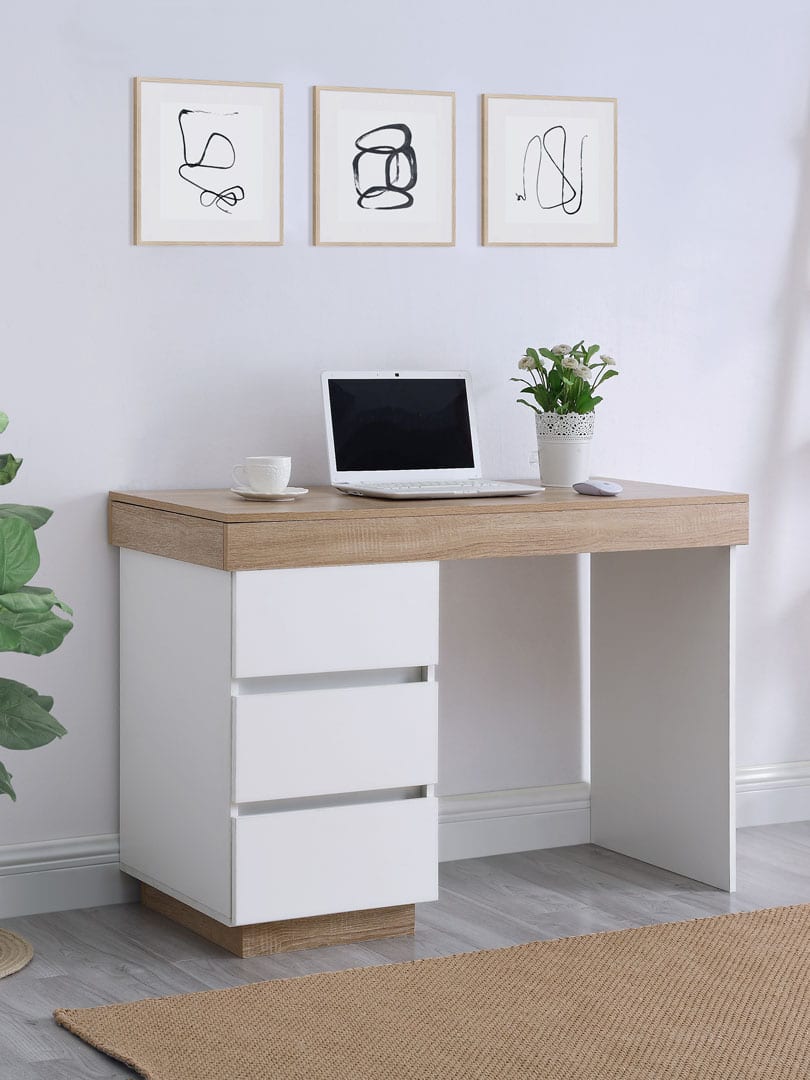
xmin=352 ymin=123 xmax=417 ymax=210
xmin=516 ymin=125 xmax=587 ymax=214
xmin=177 ymin=108 xmax=245 ymax=214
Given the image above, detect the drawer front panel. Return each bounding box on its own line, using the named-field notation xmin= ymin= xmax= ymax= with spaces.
xmin=233 ymin=797 xmax=438 ymax=924
xmin=233 ymin=682 xmax=438 ymax=803
xmin=232 ymin=562 xmax=439 ymax=678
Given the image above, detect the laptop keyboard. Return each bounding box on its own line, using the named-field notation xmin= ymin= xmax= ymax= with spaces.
xmin=380 ymin=481 xmax=505 ymax=491
xmin=352 ymin=481 xmax=535 ymax=494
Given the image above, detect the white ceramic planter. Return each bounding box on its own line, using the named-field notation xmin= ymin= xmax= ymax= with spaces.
xmin=535 ymin=412 xmax=595 ymax=487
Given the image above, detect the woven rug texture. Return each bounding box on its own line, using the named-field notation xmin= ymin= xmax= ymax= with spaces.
xmin=0 ymin=927 xmax=34 ymax=979
xmin=55 ymin=904 xmax=810 ymax=1080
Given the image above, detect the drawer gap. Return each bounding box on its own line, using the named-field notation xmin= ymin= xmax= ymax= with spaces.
xmin=234 ymin=786 xmax=427 ymax=816
xmin=232 ymin=667 xmax=429 ymax=695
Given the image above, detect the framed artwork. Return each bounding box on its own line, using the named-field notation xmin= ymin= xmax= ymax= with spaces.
xmin=134 ymin=77 xmax=283 ymax=245
xmin=482 ymin=94 xmax=617 ymax=246
xmin=314 ymin=86 xmax=455 ymax=246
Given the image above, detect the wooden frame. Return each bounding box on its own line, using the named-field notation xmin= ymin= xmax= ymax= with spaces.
xmin=134 ymin=76 xmax=284 ymax=246
xmin=313 ymin=86 xmax=456 ymax=246
xmin=482 ymin=93 xmax=617 ymax=247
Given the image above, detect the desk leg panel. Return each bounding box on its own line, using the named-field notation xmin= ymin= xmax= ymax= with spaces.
xmin=590 ymin=547 xmax=735 ymax=891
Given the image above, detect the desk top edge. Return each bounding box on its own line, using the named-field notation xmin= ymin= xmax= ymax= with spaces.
xmin=109 ymin=481 xmax=749 ymax=525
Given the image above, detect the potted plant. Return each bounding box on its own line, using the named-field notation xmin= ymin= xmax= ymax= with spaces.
xmin=0 ymin=410 xmax=72 ymax=803
xmin=512 ymin=341 xmax=619 ymax=486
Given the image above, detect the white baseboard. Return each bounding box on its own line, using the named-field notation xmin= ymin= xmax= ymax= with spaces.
xmin=736 ymin=761 xmax=810 ymax=827
xmin=0 ymin=835 xmax=137 ymax=919
xmin=2 ymin=762 xmax=809 ymax=918
xmin=439 ymin=782 xmax=591 ymax=862
xmin=440 ymin=761 xmax=810 ymax=862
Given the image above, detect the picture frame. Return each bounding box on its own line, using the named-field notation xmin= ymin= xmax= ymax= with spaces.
xmin=314 ymin=86 xmax=455 ymax=246
xmin=134 ymin=77 xmax=283 ymax=245
xmin=482 ymin=94 xmax=617 ymax=246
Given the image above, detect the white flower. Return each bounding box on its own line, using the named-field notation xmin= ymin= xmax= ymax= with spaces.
xmin=552 ymin=344 xmax=572 ymax=356
xmin=600 ymin=354 xmax=616 ymax=365
xmin=518 ymin=355 xmax=534 ymax=371
xmin=573 ymin=364 xmax=592 ymax=380
xmin=561 ymin=355 xmax=579 ymax=369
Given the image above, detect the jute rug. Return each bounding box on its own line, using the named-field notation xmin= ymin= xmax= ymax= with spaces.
xmin=0 ymin=927 xmax=33 ymax=979
xmin=55 ymin=904 xmax=810 ymax=1080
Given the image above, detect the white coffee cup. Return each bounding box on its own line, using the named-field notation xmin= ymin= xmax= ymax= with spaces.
xmin=232 ymin=456 xmax=292 ymax=494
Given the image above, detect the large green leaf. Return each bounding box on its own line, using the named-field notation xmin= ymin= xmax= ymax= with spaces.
xmin=0 ymin=677 xmax=66 ymax=749
xmin=0 ymin=760 xmax=15 ymax=801
xmin=0 ymin=622 xmax=21 ymax=650
xmin=0 ymin=586 xmax=73 ymax=616
xmin=0 ymin=454 xmax=22 ymax=486
xmin=0 ymin=610 xmax=72 ymax=656
xmin=0 ymin=505 xmax=53 ymax=530
xmin=0 ymin=516 xmax=39 ymax=593
xmin=0 ymin=413 xmax=8 ymax=434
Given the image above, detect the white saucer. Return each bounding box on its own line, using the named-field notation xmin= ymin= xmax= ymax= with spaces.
xmin=230 ymin=486 xmax=309 ymax=502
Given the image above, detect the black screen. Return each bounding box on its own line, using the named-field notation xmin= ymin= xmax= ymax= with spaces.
xmin=329 ymin=378 xmax=475 ymax=472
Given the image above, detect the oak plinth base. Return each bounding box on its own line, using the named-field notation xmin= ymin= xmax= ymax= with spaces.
xmin=140 ymin=885 xmax=416 ymax=957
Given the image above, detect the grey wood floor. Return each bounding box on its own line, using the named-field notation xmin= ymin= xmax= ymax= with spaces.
xmin=2 ymin=823 xmax=810 ymax=1079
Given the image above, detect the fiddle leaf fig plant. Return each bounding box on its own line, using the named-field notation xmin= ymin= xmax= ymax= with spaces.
xmin=0 ymin=410 xmax=72 ymax=801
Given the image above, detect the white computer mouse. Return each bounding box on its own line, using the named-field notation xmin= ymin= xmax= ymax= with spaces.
xmin=572 ymin=480 xmax=623 ymax=497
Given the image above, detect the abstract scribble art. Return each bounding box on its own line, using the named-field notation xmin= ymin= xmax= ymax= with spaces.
xmin=483 ymin=94 xmax=616 ymax=246
xmin=135 ymin=78 xmax=283 ymax=245
xmin=176 ymin=107 xmax=245 ymax=214
xmin=353 ymin=124 xmax=417 ymax=209
xmin=315 ymin=87 xmax=454 ymax=245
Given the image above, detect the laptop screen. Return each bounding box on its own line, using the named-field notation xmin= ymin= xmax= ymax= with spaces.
xmin=327 ymin=377 xmax=476 ymax=472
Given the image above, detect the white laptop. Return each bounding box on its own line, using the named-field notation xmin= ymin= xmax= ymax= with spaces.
xmin=321 ymin=370 xmax=543 ymax=500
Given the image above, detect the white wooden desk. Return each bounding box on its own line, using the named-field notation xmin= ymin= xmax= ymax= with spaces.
xmin=109 ymin=482 xmax=748 ymax=955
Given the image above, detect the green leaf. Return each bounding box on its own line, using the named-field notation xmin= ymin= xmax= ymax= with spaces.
xmin=0 ymin=622 xmax=21 ymax=650
xmin=10 ymin=682 xmax=55 ymax=713
xmin=0 ymin=586 xmax=73 ymax=616
xmin=0 ymin=610 xmax=73 ymax=656
xmin=585 ymin=344 xmax=600 ymax=361
xmin=0 ymin=454 xmax=22 ymax=486
xmin=599 ymin=369 xmax=619 ymax=382
xmin=0 ymin=505 xmax=53 ymax=530
xmin=0 ymin=516 xmax=39 ymax=593
xmin=0 ymin=760 xmax=15 ymax=801
xmin=516 ymin=398 xmax=542 ymax=414
xmin=525 ymin=348 xmax=540 ymax=363
xmin=0 ymin=413 xmax=8 ymax=435
xmin=0 ymin=677 xmax=66 ymax=750
xmin=538 ymin=348 xmax=557 ymax=361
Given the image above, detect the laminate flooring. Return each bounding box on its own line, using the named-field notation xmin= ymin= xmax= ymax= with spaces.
xmin=2 ymin=823 xmax=810 ymax=1079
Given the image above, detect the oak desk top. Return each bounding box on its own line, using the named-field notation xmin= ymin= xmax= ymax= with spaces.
xmin=108 ymin=482 xmax=749 ymax=571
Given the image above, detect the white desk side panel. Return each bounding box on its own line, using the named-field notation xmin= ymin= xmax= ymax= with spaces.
xmin=591 ymin=547 xmax=736 ymax=891
xmin=120 ymin=550 xmax=233 ymax=919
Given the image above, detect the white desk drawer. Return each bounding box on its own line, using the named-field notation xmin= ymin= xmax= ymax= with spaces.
xmin=232 ymin=563 xmax=439 ymax=678
xmin=233 ymin=797 xmax=438 ymax=924
xmin=233 ymin=682 xmax=438 ymax=803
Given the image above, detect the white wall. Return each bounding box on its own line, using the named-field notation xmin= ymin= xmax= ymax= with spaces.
xmin=2 ymin=0 xmax=810 ymax=856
